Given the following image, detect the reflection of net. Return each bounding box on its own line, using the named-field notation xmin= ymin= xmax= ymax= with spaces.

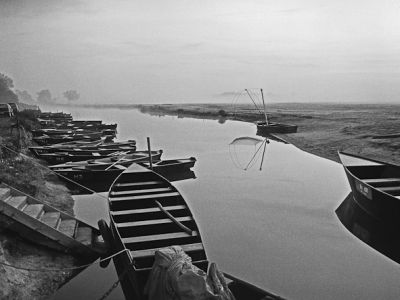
xmin=229 ymin=137 xmax=268 ymax=171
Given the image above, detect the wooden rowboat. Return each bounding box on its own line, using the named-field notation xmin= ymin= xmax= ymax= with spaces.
xmin=100 ymin=164 xmax=283 ymax=300
xmin=53 ymin=158 xmax=196 ymax=192
xmin=36 ymin=148 xmax=138 ymax=165
xmin=338 ymin=151 xmax=400 ymax=226
xmin=256 ymin=121 xmax=298 ymax=134
xmin=49 ymin=150 xmax=163 ymax=169
xmin=29 ymin=140 xmax=137 ymax=156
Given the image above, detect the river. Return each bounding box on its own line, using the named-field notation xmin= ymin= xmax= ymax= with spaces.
xmin=53 ymin=107 xmax=400 ymax=300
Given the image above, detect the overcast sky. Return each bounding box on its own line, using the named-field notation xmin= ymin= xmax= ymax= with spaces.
xmin=1 ymin=0 xmax=399 ymax=104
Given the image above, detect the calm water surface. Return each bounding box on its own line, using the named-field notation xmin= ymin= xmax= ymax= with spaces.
xmin=54 ymin=108 xmax=400 ymax=300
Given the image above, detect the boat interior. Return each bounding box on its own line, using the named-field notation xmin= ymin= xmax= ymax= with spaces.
xmin=109 ymin=168 xmax=207 ymax=271
xmin=347 ymin=165 xmax=400 ymax=197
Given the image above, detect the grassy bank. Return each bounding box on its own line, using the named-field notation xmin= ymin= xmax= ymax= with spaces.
xmin=137 ymin=103 xmax=400 ymax=165
xmin=0 ymin=112 xmax=79 ymax=299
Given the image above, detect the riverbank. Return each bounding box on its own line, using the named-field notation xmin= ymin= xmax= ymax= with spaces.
xmin=0 ymin=114 xmax=80 ymax=299
xmin=136 ymin=102 xmax=400 ymax=165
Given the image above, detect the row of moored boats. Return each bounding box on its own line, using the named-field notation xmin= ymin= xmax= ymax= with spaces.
xmin=30 ymin=111 xmax=284 ymax=299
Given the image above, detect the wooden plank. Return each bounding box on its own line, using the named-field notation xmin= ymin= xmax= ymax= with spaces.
xmin=23 ymin=204 xmax=44 ymax=219
xmin=111 ymin=205 xmax=187 ymax=216
xmin=116 ymin=216 xmax=192 ymax=228
xmin=110 ymin=191 xmax=180 ymax=201
xmin=131 ymin=242 xmax=204 ymax=258
xmin=122 ymin=231 xmax=198 ymax=244
xmin=114 ymin=181 xmax=162 ymax=188
xmin=6 ymin=196 xmax=27 ymax=209
xmin=75 ymin=226 xmax=93 ymax=246
xmin=40 ymin=212 xmax=61 ymax=228
xmin=111 ymin=187 xmax=171 ymax=196
xmin=58 ymin=219 xmax=77 ymax=237
xmin=0 ymin=188 xmax=11 ymax=201
xmin=364 ymin=178 xmax=400 ymax=184
xmin=113 ymin=164 xmax=127 ymax=170
xmin=378 ymin=186 xmax=400 ymax=193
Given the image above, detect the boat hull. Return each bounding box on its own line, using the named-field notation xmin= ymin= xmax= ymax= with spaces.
xmin=256 ymin=122 xmax=298 ymax=134
xmin=339 ymin=153 xmax=400 ymax=226
xmin=55 ymin=158 xmax=196 ymax=192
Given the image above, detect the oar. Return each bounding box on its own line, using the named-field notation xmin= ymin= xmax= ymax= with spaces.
xmin=105 ymin=153 xmax=132 ymax=170
xmin=155 ymin=200 xmax=193 ymax=235
xmin=104 ymin=153 xmax=156 ymax=170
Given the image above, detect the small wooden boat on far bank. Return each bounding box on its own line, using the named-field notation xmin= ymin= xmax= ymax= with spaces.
xmin=99 ymin=164 xmax=284 ymax=300
xmin=244 ymin=88 xmax=298 ymax=134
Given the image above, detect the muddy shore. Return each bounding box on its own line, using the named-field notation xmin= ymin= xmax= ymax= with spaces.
xmin=0 ymin=117 xmax=81 ymax=299
xmin=136 ymin=102 xmax=400 ymax=165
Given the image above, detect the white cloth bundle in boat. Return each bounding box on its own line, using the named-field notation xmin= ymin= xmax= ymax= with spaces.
xmin=144 ymin=246 xmax=235 ymax=300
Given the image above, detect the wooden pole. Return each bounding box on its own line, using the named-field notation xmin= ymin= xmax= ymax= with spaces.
xmin=260 ymin=88 xmax=268 ymax=125
xmin=147 ymin=137 xmax=153 ymax=170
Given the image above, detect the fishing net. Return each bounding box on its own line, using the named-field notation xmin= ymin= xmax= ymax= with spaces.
xmin=144 ymin=246 xmax=235 ymax=300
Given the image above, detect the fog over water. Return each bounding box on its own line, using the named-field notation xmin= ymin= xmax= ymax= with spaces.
xmin=1 ymin=0 xmax=400 ymax=104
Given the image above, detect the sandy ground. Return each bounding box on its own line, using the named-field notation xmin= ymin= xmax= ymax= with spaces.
xmin=137 ymin=102 xmax=400 ymax=165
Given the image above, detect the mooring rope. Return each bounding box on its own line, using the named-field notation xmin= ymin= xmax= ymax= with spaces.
xmin=0 ymin=248 xmax=129 ymax=272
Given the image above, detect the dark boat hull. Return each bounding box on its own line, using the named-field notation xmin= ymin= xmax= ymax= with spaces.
xmin=256 ymin=122 xmax=298 ymax=134
xmin=54 ymin=158 xmax=196 ymax=192
xmin=339 ymin=152 xmax=400 ymax=226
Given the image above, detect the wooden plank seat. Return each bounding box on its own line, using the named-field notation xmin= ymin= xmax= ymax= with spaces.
xmin=0 ymin=188 xmax=11 ymax=201
xmin=110 ymin=191 xmax=180 ymax=202
xmin=23 ymin=204 xmax=44 ymax=219
xmin=122 ymin=231 xmax=198 ymax=244
xmin=113 ymin=164 xmax=127 ymax=170
xmin=131 ymin=242 xmax=204 ymax=258
xmin=111 ymin=205 xmax=187 ymax=216
xmin=114 ymin=181 xmax=163 ymax=188
xmin=40 ymin=211 xmax=61 ymax=228
xmin=58 ymin=219 xmax=77 ymax=237
xmin=378 ymin=186 xmax=400 ymax=194
xmin=116 ymin=216 xmax=192 ymax=228
xmin=110 ymin=187 xmax=172 ymax=196
xmin=6 ymin=196 xmax=27 ymax=209
xmin=364 ymin=178 xmax=400 ymax=184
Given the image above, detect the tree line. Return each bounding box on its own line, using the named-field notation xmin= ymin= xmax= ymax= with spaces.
xmin=0 ymin=72 xmax=80 ymax=104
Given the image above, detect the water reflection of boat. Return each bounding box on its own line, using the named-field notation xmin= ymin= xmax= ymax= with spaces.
xmin=337 ymin=151 xmax=400 ymax=263
xmin=336 ymin=192 xmax=400 ymax=264
xmin=100 ymin=164 xmax=283 ymax=300
xmin=229 ymin=136 xmax=269 ymax=171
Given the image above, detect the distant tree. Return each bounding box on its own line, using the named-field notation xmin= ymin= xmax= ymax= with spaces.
xmin=16 ymin=90 xmax=35 ymax=103
xmin=37 ymin=89 xmax=53 ymax=103
xmin=218 ymin=109 xmax=227 ymax=117
xmin=0 ymin=73 xmax=18 ymax=103
xmin=63 ymin=90 xmax=80 ymax=102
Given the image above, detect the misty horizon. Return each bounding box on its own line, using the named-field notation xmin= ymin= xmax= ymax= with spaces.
xmin=1 ymin=0 xmax=400 ymax=104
